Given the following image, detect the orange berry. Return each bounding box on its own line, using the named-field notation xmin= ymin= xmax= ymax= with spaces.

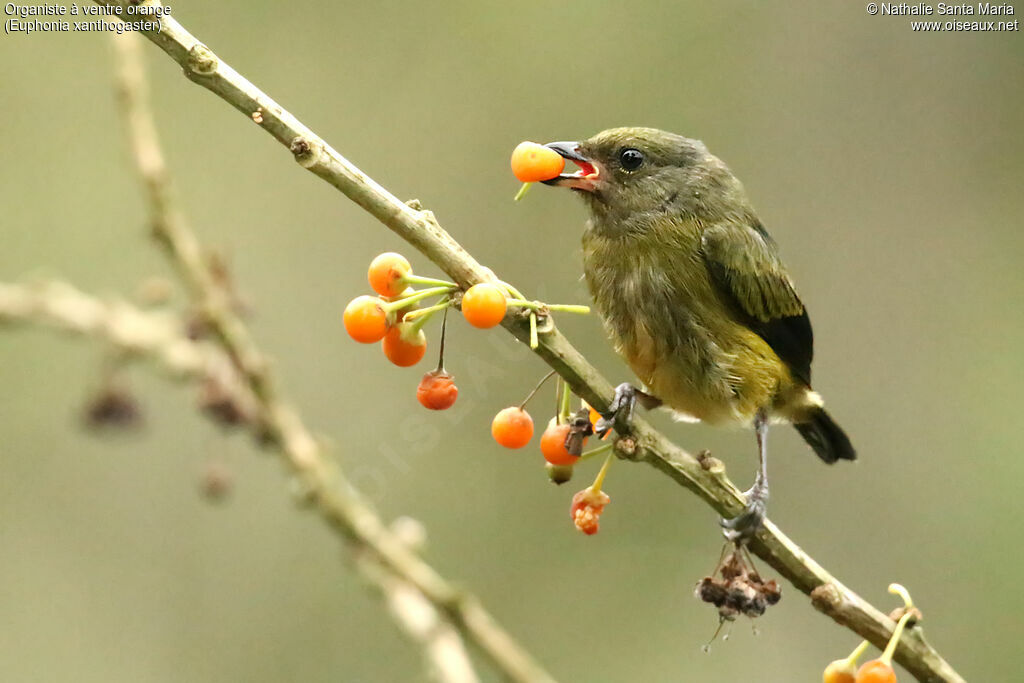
xmin=417 ymin=370 xmax=458 ymax=410
xmin=510 ymin=141 xmax=566 ymax=183
xmin=855 ymin=660 xmax=896 ymax=683
xmin=382 ymin=323 xmax=427 ymax=367
xmin=583 ymin=401 xmax=611 ymax=441
xmin=461 ymin=283 xmax=507 ymax=328
xmin=491 ymin=407 xmax=534 ymax=449
xmin=368 ymin=252 xmax=412 ymax=297
xmin=824 ymin=660 xmax=857 ymax=683
xmin=540 ymin=419 xmax=583 ymax=466
xmin=344 ymin=295 xmax=389 ymax=343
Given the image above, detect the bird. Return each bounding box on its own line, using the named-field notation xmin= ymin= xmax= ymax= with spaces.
xmin=540 ymin=127 xmax=855 ymax=541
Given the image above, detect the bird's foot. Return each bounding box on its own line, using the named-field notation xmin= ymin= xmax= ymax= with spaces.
xmin=594 ymin=383 xmax=661 ymax=438
xmin=720 ymin=481 xmax=768 ymax=544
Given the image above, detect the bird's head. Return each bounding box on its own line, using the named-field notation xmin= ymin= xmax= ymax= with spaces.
xmin=543 ymin=127 xmax=744 ymax=233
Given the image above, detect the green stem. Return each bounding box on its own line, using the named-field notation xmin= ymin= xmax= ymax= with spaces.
xmin=591 ymin=453 xmax=613 ymax=494
xmin=545 ymin=304 xmax=590 ymax=314
xmin=513 ymin=183 xmax=532 ymax=201
xmin=843 ymin=640 xmax=871 ymax=669
xmin=505 ymin=299 xmax=542 ymax=310
xmin=505 ymin=300 xmax=590 ymax=315
xmin=408 ymin=299 xmax=447 ymax=334
xmin=529 ymin=312 xmax=538 ymax=349
xmin=554 ymin=374 xmax=563 ymax=420
xmin=498 ymin=280 xmax=526 ymax=301
xmin=577 ymin=441 xmax=614 ymax=463
xmin=558 ymin=377 xmax=572 ymax=423
xmin=880 ymin=612 xmax=914 ymax=666
xmin=402 ymin=298 xmax=452 ymax=322
xmin=381 ymin=286 xmax=453 ymax=313
xmin=403 ymin=273 xmax=456 ymax=288
xmin=888 ymin=583 xmax=914 ymax=609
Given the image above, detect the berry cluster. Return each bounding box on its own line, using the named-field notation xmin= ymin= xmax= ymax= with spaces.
xmin=697 ymin=544 xmax=782 ymax=625
xmin=344 ymin=253 xmax=590 ymax=414
xmin=490 ymin=372 xmax=617 ymax=535
xmin=822 ymin=584 xmax=919 ymax=683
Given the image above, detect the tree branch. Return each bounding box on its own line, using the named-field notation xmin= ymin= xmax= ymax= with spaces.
xmin=106 ymin=26 xmax=546 ymax=683
xmin=88 ymin=2 xmax=962 ymax=680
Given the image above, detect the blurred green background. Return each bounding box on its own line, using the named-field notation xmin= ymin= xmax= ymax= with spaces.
xmin=1 ymin=2 xmax=1021 ymax=681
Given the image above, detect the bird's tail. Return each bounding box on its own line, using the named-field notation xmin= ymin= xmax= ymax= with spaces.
xmin=793 ymin=407 xmax=856 ymax=464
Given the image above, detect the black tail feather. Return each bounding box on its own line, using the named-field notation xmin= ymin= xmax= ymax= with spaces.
xmin=794 ymin=408 xmax=856 ymax=464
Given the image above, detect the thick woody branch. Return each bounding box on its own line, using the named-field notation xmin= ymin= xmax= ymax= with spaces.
xmin=90 ymin=2 xmax=962 ymax=680
xmin=108 ymin=27 xmax=543 ymax=683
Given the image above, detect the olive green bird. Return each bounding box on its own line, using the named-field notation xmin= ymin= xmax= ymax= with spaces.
xmin=541 ymin=127 xmax=855 ymax=541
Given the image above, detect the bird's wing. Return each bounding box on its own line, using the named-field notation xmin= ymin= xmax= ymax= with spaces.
xmin=701 ymin=221 xmax=814 ymax=385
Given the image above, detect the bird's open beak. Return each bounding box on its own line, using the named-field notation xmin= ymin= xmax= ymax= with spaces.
xmin=541 ymin=141 xmax=601 ymax=192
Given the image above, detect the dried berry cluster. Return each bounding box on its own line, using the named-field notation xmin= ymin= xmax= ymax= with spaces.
xmin=697 ymin=544 xmax=781 ymax=621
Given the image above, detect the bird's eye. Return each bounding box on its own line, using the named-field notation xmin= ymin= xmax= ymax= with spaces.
xmin=619 ymin=148 xmax=644 ymax=172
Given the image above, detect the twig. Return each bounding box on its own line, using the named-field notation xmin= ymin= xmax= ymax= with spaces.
xmin=0 ymin=279 xmax=243 ymax=396
xmin=91 ymin=3 xmax=961 ymax=680
xmin=356 ymin=518 xmax=480 ymax=683
xmin=109 ymin=27 xmax=549 ymax=683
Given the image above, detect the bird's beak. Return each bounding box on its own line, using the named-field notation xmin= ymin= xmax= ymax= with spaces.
xmin=541 ymin=141 xmax=601 ymax=192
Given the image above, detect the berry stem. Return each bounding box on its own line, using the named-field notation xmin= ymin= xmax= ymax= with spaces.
xmin=381 ymin=286 xmax=454 ymax=313
xmin=505 ymin=299 xmax=590 ymax=314
xmin=513 ymin=182 xmax=532 ymax=201
xmin=498 ymin=280 xmax=526 ymax=300
xmin=402 ymin=273 xmax=456 ymax=288
xmin=408 ymin=296 xmax=450 ymax=334
xmin=558 ymin=378 xmax=572 ymax=423
xmin=545 ymin=304 xmax=590 ymax=314
xmin=402 ymin=298 xmax=452 ymax=322
xmin=889 ymin=583 xmax=914 ymax=609
xmin=529 ymin=311 xmax=538 ymax=349
xmin=843 ymin=640 xmax=871 ymax=668
xmin=880 ymin=612 xmax=914 ymax=666
xmin=434 ymin=307 xmax=449 ymax=373
xmin=518 ymin=369 xmax=557 ymax=411
xmin=577 ymin=441 xmax=614 ymax=462
xmin=591 ymin=453 xmax=613 ymax=494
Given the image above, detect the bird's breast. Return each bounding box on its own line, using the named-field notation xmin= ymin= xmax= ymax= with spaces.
xmin=582 ymin=228 xmax=786 ymax=424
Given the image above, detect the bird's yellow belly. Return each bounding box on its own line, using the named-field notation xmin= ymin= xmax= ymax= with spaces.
xmin=620 ymin=319 xmax=789 ymax=426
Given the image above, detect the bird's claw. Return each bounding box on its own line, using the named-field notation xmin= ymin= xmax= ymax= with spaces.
xmin=595 ymin=382 xmax=641 ymax=438
xmin=720 ymin=483 xmax=769 ymax=544
xmin=595 ymin=383 xmax=663 ymax=437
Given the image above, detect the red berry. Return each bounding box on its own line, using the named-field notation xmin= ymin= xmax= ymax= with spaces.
xmin=491 ymin=407 xmax=534 ymax=449
xmin=417 ymin=370 xmax=458 ymax=410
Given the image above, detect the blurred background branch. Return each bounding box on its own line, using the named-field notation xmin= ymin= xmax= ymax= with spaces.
xmin=0 ymin=276 xmax=485 ymax=683
xmin=83 ymin=2 xmax=968 ymax=680
xmin=105 ymin=27 xmax=549 ymax=683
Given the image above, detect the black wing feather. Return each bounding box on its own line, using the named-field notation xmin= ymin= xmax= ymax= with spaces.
xmin=701 ymin=222 xmax=814 ymax=386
